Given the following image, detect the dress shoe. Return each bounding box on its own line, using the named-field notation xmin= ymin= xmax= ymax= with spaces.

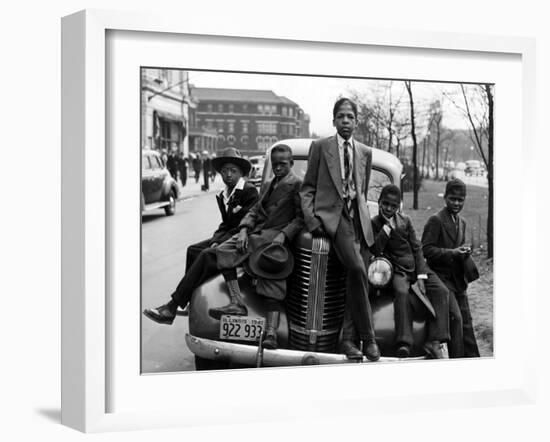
xmin=143 ymin=301 xmax=177 ymax=325
xmin=208 ymin=302 xmax=248 ymax=320
xmin=363 ymin=339 xmax=381 ymax=362
xmin=339 ymin=340 xmax=363 ymax=360
xmin=423 ymin=340 xmax=447 ymax=359
xmin=396 ymin=344 xmax=411 ymax=359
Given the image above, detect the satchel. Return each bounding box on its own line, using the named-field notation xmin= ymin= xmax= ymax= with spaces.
xmin=463 ymin=255 xmax=480 ymax=283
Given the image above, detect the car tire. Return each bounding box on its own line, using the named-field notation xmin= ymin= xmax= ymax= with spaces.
xmin=164 ymin=190 xmax=176 ymax=216
xmin=194 ymin=356 xmax=229 ymax=371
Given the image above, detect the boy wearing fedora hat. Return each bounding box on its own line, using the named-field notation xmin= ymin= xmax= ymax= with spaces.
xmin=144 ymin=145 xmax=303 ymax=350
xmin=185 ymin=148 xmax=259 ymax=272
xmin=421 ymin=179 xmax=480 ymax=358
xmin=210 ymin=144 xmax=304 ymax=349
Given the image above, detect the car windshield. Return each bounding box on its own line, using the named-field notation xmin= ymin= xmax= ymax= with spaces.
xmin=264 ymin=157 xmax=393 ymax=202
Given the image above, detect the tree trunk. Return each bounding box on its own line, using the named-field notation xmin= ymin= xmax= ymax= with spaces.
xmin=485 ymin=84 xmax=494 ymax=258
xmin=405 ymin=81 xmax=419 ymax=210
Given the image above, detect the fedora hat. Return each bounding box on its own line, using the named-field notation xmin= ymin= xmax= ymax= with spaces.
xmin=211 ymin=147 xmax=252 ymax=175
xmin=245 ymin=243 xmax=294 ymax=280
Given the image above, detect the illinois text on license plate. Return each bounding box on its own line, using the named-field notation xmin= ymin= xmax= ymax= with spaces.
xmin=219 ymin=316 xmax=265 ymax=341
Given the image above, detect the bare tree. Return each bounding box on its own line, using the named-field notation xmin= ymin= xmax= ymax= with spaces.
xmin=446 ymin=84 xmax=494 ymax=257
xmin=404 ymin=81 xmax=419 ymax=210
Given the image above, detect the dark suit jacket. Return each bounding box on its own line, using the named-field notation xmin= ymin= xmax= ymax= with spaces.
xmin=371 ymin=212 xmax=428 ymax=276
xmin=421 ymin=208 xmax=468 ymax=292
xmin=300 ymin=135 xmax=374 ymax=246
xmin=216 ymin=170 xmax=304 ymax=271
xmin=239 ymin=170 xmax=304 ymax=241
xmin=211 ymin=181 xmax=259 ymax=245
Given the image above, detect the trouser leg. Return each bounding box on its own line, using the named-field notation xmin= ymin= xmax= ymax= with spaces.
xmin=170 ymin=247 xmax=220 ymax=308
xmin=186 ymin=238 xmax=213 ymax=272
xmin=455 ymin=291 xmax=480 ymax=357
xmin=424 ymin=270 xmax=450 ymax=342
xmin=447 ymin=290 xmax=464 ymax=358
xmin=332 ymin=214 xmax=375 ymax=342
xmin=392 ymin=273 xmax=414 ymax=346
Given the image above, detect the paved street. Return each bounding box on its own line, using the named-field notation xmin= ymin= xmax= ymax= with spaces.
xmin=141 ymin=179 xmax=224 ymax=374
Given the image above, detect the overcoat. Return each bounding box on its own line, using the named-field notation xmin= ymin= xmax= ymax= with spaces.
xmin=421 ymin=208 xmax=468 ymax=292
xmin=215 ymin=170 xmax=304 ymax=300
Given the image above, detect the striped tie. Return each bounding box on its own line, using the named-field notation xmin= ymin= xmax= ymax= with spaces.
xmin=343 ymin=141 xmax=353 ymax=217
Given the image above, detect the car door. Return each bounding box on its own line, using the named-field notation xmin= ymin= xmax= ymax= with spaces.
xmin=142 ymin=154 xmax=155 ymax=203
xmin=150 ymin=154 xmax=166 ymax=201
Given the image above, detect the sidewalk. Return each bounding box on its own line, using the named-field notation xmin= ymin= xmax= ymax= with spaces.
xmin=176 ymin=173 xmax=225 ymax=201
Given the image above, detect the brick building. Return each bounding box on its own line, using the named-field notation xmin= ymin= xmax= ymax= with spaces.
xmin=190 ymin=87 xmax=310 ymax=154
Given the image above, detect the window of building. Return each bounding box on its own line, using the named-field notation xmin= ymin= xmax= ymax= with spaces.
xmin=228 ymin=104 xmax=234 ymax=113
xmin=217 ymin=121 xmax=224 ymax=132
xmin=289 ymin=107 xmax=294 ymax=117
xmin=270 ymin=136 xmax=278 ymax=144
xmin=227 ymin=135 xmax=236 ymax=145
xmin=218 ymin=135 xmax=226 ymax=143
xmin=271 ymin=105 xmax=277 ymax=115
xmin=241 ymin=135 xmax=249 ymax=145
xmin=258 ymin=104 xmax=264 ymax=114
xmin=242 ymin=122 xmax=248 ymax=133
xmin=228 ymin=122 xmax=234 ymax=133
xmin=207 ymin=104 xmax=213 ymax=112
xmin=242 ymin=104 xmax=248 ymax=112
xmin=218 ymin=104 xmax=223 ymax=113
xmin=282 ymin=107 xmax=287 ymax=117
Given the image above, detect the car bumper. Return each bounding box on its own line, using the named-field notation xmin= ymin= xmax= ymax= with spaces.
xmin=185 ymin=334 xmax=426 ymax=366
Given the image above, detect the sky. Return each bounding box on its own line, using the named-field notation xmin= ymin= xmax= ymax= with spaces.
xmin=186 ymin=70 xmax=486 ymax=137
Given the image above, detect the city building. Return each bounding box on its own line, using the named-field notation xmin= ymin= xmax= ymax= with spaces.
xmin=141 ymin=69 xmax=192 ymax=155
xmin=190 ymin=87 xmax=310 ymax=154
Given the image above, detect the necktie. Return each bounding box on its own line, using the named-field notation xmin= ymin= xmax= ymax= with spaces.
xmin=343 ymin=141 xmax=351 ymax=181
xmin=343 ymin=141 xmax=353 ymax=217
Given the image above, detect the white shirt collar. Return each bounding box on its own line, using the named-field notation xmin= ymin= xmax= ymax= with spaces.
xmin=221 ymin=177 xmax=245 ymax=202
xmin=336 ymin=133 xmax=354 ymax=148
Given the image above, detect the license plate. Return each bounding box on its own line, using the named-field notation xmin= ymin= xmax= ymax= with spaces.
xmin=219 ymin=315 xmax=265 ymax=342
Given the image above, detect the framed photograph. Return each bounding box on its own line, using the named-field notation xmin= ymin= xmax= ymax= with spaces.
xmin=62 ymin=9 xmax=536 ymax=433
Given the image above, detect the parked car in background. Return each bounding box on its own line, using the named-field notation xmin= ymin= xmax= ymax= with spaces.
xmin=247 ymin=155 xmax=265 ymax=187
xmin=465 ymin=160 xmax=484 ymax=177
xmin=186 ymin=138 xmax=432 ymax=370
xmin=141 ymin=150 xmax=180 ymax=216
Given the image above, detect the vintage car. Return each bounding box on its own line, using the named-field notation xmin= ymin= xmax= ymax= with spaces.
xmin=141 ymin=150 xmax=180 ymax=216
xmin=247 ymin=155 xmax=265 ymax=188
xmin=185 ymin=139 xmax=432 ymax=370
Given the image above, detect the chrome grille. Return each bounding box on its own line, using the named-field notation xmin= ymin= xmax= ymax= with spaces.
xmin=287 ymin=235 xmax=347 ymax=352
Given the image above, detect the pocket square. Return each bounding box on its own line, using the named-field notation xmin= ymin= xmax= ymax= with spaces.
xmin=232 ymin=205 xmax=242 ymax=213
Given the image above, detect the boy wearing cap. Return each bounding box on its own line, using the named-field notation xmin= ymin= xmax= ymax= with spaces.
xmin=422 ymin=179 xmax=480 ymax=358
xmin=370 ymin=184 xmax=450 ymax=358
xmin=144 ymin=145 xmax=303 ymax=350
xmin=185 ymin=147 xmax=259 ymax=271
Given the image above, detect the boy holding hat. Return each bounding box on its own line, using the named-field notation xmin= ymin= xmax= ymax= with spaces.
xmin=185 ymin=147 xmax=259 ymax=271
xmin=422 ymin=179 xmax=480 ymax=358
xmin=370 ymin=184 xmax=451 ymax=359
xmin=144 ymin=145 xmax=303 ymax=350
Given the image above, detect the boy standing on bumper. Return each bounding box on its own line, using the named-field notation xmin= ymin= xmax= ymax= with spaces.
xmin=300 ymin=98 xmax=380 ymax=362
xmin=422 ymin=179 xmax=480 ymax=358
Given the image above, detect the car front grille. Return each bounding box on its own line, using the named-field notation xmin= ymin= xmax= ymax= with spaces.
xmin=286 ymin=235 xmax=347 ymax=353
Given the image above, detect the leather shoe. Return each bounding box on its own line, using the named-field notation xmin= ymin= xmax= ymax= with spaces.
xmin=423 ymin=340 xmax=446 ymax=359
xmin=396 ymin=344 xmax=411 ymax=359
xmin=340 ymin=340 xmax=363 ymax=360
xmin=208 ymin=303 xmax=248 ymax=320
xmin=363 ymin=339 xmax=381 ymax=362
xmin=143 ymin=302 xmax=177 ymax=325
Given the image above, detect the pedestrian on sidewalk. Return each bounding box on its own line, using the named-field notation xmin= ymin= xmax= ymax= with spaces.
xmin=202 ymin=151 xmax=211 ymax=191
xmin=177 ymin=152 xmax=188 ymax=187
xmin=192 ymin=154 xmax=201 ymax=183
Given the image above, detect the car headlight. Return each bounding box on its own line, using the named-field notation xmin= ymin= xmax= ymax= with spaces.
xmin=367 ymin=257 xmax=393 ymax=288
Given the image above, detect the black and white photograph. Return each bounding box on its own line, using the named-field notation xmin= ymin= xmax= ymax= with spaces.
xmin=140 ymin=68 xmax=494 ymax=373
